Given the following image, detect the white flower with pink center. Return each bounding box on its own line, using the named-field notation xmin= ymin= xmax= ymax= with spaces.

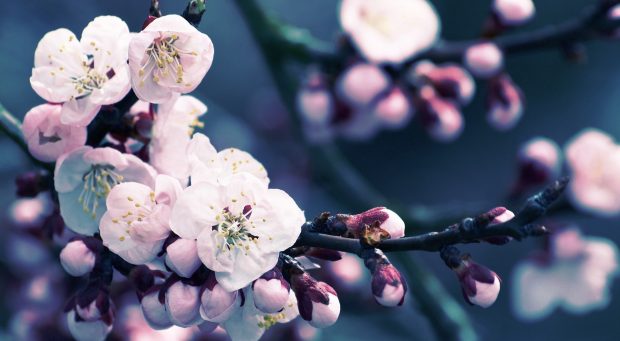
xmin=30 ymin=16 xmax=131 ymax=126
xmin=170 ymin=173 xmax=304 ymax=291
xmin=129 ymin=15 xmax=214 ymax=103
xmin=22 ymin=104 xmax=87 ymax=162
xmin=565 ymin=128 xmax=620 ymax=217
xmin=100 ymin=174 xmax=182 ymax=264
xmin=512 ymin=228 xmax=619 ymax=321
xmin=148 ymin=95 xmax=208 ymax=183
xmin=54 ymin=146 xmax=156 ymax=235
xmin=340 ymin=0 xmax=441 ymax=64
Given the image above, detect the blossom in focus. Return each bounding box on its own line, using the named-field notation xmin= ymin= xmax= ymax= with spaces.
xmin=493 ymin=0 xmax=535 ymax=26
xmin=100 ymin=174 xmax=182 ymax=264
xmin=222 ymin=289 xmax=299 ymax=341
xmin=342 ymin=207 xmax=406 ymax=239
xmin=370 ymin=261 xmax=407 ymax=307
xmin=452 ymin=256 xmax=501 ymax=308
xmin=487 ymin=74 xmax=524 ymax=131
xmin=170 ymin=173 xmax=304 ymax=291
xmin=340 ymin=0 xmax=441 ymax=64
xmin=186 ymin=133 xmax=269 ymax=187
xmin=129 ymin=15 xmax=214 ymax=103
xmin=564 ymin=128 xmax=620 ymax=217
xmin=165 ymin=281 xmax=203 ymax=327
xmin=482 ymin=207 xmax=515 ymax=245
xmin=464 ymin=42 xmax=504 ymax=79
xmin=30 ymin=16 xmax=131 ymax=126
xmin=200 ymin=272 xmax=244 ymax=323
xmin=165 ymin=238 xmax=202 ymax=278
xmin=512 ymin=228 xmax=619 ymax=321
xmin=54 ymin=146 xmax=156 ymax=235
xmin=148 ymin=95 xmax=208 ymax=183
xmin=22 ymin=104 xmax=87 ymax=162
xmin=251 ymin=267 xmax=291 ymax=314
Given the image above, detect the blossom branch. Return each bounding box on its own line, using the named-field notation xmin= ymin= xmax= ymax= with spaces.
xmin=296 ymin=178 xmax=567 ymax=254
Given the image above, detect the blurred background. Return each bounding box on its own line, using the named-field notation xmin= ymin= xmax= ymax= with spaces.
xmin=1 ymin=0 xmax=619 ymax=340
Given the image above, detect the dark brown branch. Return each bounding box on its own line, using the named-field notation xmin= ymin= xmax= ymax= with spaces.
xmin=296 ymin=178 xmax=568 ymax=254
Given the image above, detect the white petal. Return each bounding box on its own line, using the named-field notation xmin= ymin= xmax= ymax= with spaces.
xmin=170 ymin=181 xmax=222 ymax=239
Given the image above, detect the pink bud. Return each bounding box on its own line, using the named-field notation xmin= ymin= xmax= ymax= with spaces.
xmin=60 ymin=240 xmax=96 ymax=277
xmin=373 ymin=87 xmax=414 ymax=129
xmin=482 ymin=207 xmax=515 ymax=245
xmin=297 ymin=72 xmax=334 ymax=125
xmin=252 ymin=267 xmax=291 ymax=313
xmin=336 ymin=63 xmax=390 ymax=108
xmin=371 ymin=263 xmax=407 ymax=307
xmin=418 ymin=87 xmax=464 ymax=142
xmin=420 ymin=64 xmax=476 ymax=105
xmin=493 ymin=0 xmax=535 ymax=26
xmin=464 ymin=42 xmax=504 ymax=78
xmin=487 ymin=74 xmax=524 ymax=131
xmin=67 ymin=293 xmax=114 ymax=341
xmin=456 ymin=260 xmax=501 ymax=308
xmin=165 ymin=238 xmax=202 ymax=278
xmin=200 ymin=273 xmax=242 ymax=323
xmin=164 ymin=281 xmax=202 ymax=327
xmin=140 ymin=290 xmax=172 ymax=330
xmin=344 ymin=207 xmax=405 ymax=239
xmin=291 ymin=272 xmax=340 ymax=328
xmin=22 ymin=103 xmax=87 ymax=163
xmin=517 ymin=137 xmax=561 ymax=185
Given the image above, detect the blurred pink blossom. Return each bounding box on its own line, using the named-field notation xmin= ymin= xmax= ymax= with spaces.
xmin=493 ymin=0 xmax=535 ymax=26
xmin=464 ymin=42 xmax=504 ymax=79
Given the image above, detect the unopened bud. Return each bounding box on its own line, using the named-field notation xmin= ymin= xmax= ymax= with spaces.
xmin=199 ymin=273 xmax=243 ymax=323
xmin=343 ymin=207 xmax=405 ymax=239
xmin=483 ymin=207 xmax=515 ymax=245
xmin=165 ymin=238 xmax=202 ymax=278
xmin=291 ymin=272 xmax=340 ymax=328
xmin=297 ymin=72 xmax=334 ymax=125
xmin=164 ymin=281 xmax=202 ymax=327
xmin=373 ymin=87 xmax=413 ymax=129
xmin=140 ymin=289 xmax=172 ymax=330
xmin=66 ymin=292 xmax=114 ymax=341
xmin=464 ymin=42 xmax=504 ymax=78
xmin=252 ymin=267 xmax=291 ymax=313
xmin=487 ymin=74 xmax=524 ymax=131
xmin=450 ymin=254 xmax=501 ymax=308
xmin=414 ymin=63 xmax=475 ymax=105
xmin=517 ymin=137 xmax=561 ymax=187
xmin=363 ymin=250 xmax=407 ymax=307
xmin=493 ymin=0 xmax=535 ymax=26
xmin=418 ymin=86 xmax=464 ymax=142
xmin=60 ymin=239 xmax=97 ymax=277
xmin=336 ymin=63 xmax=390 ymax=108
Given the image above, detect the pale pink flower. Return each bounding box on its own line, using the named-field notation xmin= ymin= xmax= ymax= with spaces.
xmin=200 ymin=273 xmax=243 ymax=323
xmin=59 ymin=239 xmax=96 ymax=276
xmin=493 ymin=0 xmax=535 ymax=26
xmin=565 ymin=129 xmax=620 ymax=216
xmin=54 ymin=146 xmax=157 ymax=235
xmin=30 ymin=16 xmax=131 ymax=126
xmin=148 ymin=95 xmax=207 ymax=183
xmin=512 ymin=228 xmax=619 ymax=320
xmin=170 ymin=173 xmax=304 ymax=291
xmin=340 ymin=0 xmax=441 ymax=64
xmin=464 ymin=42 xmax=504 ymax=78
xmin=165 ymin=281 xmax=203 ymax=327
xmin=129 ymin=15 xmax=214 ymax=103
xmin=251 ymin=267 xmax=291 ymax=314
xmin=22 ymin=104 xmax=86 ymax=162
xmin=165 ymin=238 xmax=202 ymax=278
xmin=100 ymin=174 xmax=182 ymax=264
xmin=336 ymin=63 xmax=390 ymax=108
xmin=373 ymin=87 xmax=413 ymax=129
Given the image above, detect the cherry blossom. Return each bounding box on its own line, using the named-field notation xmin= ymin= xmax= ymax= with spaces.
xmin=373 ymin=87 xmax=413 ymax=129
xmin=170 ymin=173 xmax=304 ymax=291
xmin=129 ymin=15 xmax=214 ymax=103
xmin=22 ymin=104 xmax=87 ymax=162
xmin=165 ymin=281 xmax=203 ymax=327
xmin=165 ymin=238 xmax=202 ymax=278
xmin=512 ymin=228 xmax=619 ymax=321
xmin=30 ymin=16 xmax=131 ymax=126
xmin=493 ymin=0 xmax=535 ymax=26
xmin=290 ymin=272 xmax=340 ymax=328
xmin=148 ymin=95 xmax=207 ymax=183
xmin=564 ymin=128 xmax=620 ymax=217
xmin=54 ymin=146 xmax=157 ymax=235
xmin=59 ymin=239 xmax=96 ymax=276
xmin=487 ymin=74 xmax=524 ymax=131
xmin=340 ymin=0 xmax=441 ymax=64
xmin=100 ymin=174 xmax=182 ymax=264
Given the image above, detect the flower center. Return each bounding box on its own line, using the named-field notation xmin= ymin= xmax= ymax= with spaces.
xmin=78 ymin=165 xmax=124 ymax=219
xmin=140 ymin=34 xmax=198 ymax=86
xmin=72 ymin=67 xmax=110 ymax=98
xmin=213 ymin=205 xmax=258 ymax=253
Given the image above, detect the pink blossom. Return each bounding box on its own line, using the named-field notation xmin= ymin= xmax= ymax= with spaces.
xmin=565 ymin=129 xmax=620 ymax=216
xmin=487 ymin=74 xmax=524 ymax=131
xmin=22 ymin=104 xmax=86 ymax=162
xmin=340 ymin=0 xmax=441 ymax=64
xmin=493 ymin=0 xmax=535 ymax=26
xmin=129 ymin=15 xmax=214 ymax=103
xmin=464 ymin=42 xmax=504 ymax=78
xmin=373 ymin=87 xmax=413 ymax=129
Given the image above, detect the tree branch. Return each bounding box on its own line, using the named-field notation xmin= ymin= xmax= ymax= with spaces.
xmin=296 ymin=178 xmax=567 ymax=254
